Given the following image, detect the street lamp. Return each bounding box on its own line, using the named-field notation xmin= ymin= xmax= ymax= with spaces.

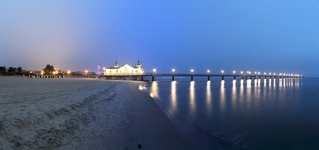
xmin=172 ymin=68 xmax=175 ymax=72
xmin=221 ymin=70 xmax=224 ymax=73
xmin=233 ymin=70 xmax=236 ymax=74
xmin=85 ymin=70 xmax=88 ymax=74
xmin=191 ymin=69 xmax=194 ymax=73
xmin=241 ymin=71 xmax=243 ymax=74
xmin=153 ymin=68 xmax=156 ymax=73
xmin=67 ymin=71 xmax=70 ymax=74
xmin=207 ymin=70 xmax=210 ymax=73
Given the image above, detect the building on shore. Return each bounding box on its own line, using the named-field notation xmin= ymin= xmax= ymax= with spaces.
xmin=104 ymin=60 xmax=144 ymax=75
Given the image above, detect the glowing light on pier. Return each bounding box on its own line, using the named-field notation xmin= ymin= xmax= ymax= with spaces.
xmin=191 ymin=69 xmax=194 ymax=73
xmin=255 ymin=71 xmax=257 ymax=74
xmin=172 ymin=68 xmax=175 ymax=72
xmin=85 ymin=70 xmax=88 ymax=74
xmin=258 ymin=72 xmax=260 ymax=75
xmin=221 ymin=70 xmax=224 ymax=73
xmin=241 ymin=71 xmax=243 ymax=74
xmin=264 ymin=72 xmax=266 ymax=75
xmin=233 ymin=70 xmax=236 ymax=74
xmin=269 ymin=73 xmax=271 ymax=75
xmin=207 ymin=70 xmax=210 ymax=73
xmin=67 ymin=71 xmax=70 ymax=74
xmin=153 ymin=68 xmax=156 ymax=72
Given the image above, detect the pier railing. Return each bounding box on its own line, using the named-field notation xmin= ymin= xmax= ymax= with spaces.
xmin=100 ymin=73 xmax=303 ymax=81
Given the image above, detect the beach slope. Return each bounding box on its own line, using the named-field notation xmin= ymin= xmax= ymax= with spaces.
xmin=0 ymin=77 xmax=188 ymax=149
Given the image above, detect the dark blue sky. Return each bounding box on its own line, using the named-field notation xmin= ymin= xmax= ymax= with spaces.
xmin=1 ymin=1 xmax=318 ymax=76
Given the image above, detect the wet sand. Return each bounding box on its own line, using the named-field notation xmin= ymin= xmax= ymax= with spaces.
xmin=0 ymin=77 xmax=190 ymax=150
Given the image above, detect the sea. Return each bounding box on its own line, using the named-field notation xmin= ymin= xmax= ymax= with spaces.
xmin=140 ymin=77 xmax=319 ymax=149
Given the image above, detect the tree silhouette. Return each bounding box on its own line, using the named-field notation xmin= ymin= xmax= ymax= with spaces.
xmin=0 ymin=66 xmax=6 ymax=73
xmin=17 ymin=67 xmax=22 ymax=73
xmin=43 ymin=64 xmax=55 ymax=74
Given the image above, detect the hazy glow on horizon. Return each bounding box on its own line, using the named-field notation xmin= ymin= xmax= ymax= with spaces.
xmin=1 ymin=1 xmax=319 ymax=76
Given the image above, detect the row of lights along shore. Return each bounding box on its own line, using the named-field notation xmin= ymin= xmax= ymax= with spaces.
xmin=64 ymin=70 xmax=89 ymax=74
xmin=152 ymin=68 xmax=302 ymax=77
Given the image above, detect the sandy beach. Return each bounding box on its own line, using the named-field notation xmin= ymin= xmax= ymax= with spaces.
xmin=0 ymin=76 xmax=190 ymax=150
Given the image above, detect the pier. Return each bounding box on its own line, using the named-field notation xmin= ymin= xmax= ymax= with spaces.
xmin=101 ymin=73 xmax=303 ymax=81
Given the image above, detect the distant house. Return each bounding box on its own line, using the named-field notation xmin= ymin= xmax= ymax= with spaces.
xmin=104 ymin=60 xmax=144 ymax=75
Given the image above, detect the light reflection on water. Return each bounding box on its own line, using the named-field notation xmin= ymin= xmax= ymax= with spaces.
xmin=264 ymin=78 xmax=267 ymax=87
xmin=206 ymin=81 xmax=212 ymax=114
xmin=189 ymin=81 xmax=196 ymax=117
xmin=170 ymin=81 xmax=177 ymax=114
xmin=146 ymin=78 xmax=310 ymax=149
xmin=231 ymin=80 xmax=237 ymax=109
xmin=150 ymin=81 xmax=159 ymax=98
xmin=220 ymin=80 xmax=225 ymax=112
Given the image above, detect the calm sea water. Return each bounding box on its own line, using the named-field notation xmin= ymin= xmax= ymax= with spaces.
xmin=141 ymin=77 xmax=319 ymax=149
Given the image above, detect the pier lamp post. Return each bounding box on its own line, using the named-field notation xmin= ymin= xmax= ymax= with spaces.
xmin=233 ymin=70 xmax=236 ymax=74
xmin=172 ymin=68 xmax=175 ymax=73
xmin=258 ymin=72 xmax=260 ymax=75
xmin=207 ymin=70 xmax=210 ymax=73
xmin=191 ymin=69 xmax=194 ymax=73
xmin=269 ymin=73 xmax=271 ymax=75
xmin=264 ymin=72 xmax=266 ymax=75
xmin=273 ymin=73 xmax=276 ymax=75
xmin=153 ymin=68 xmax=156 ymax=73
xmin=241 ymin=71 xmax=243 ymax=74
xmin=67 ymin=71 xmax=70 ymax=74
xmin=221 ymin=70 xmax=224 ymax=73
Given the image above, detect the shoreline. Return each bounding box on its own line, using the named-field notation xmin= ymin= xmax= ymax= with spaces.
xmin=0 ymin=76 xmax=191 ymax=149
xmin=127 ymin=82 xmax=192 ymax=149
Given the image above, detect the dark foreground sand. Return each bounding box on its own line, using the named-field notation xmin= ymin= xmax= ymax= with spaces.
xmin=0 ymin=77 xmax=190 ymax=150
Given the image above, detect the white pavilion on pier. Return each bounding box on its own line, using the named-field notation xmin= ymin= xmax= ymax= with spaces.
xmin=104 ymin=60 xmax=144 ymax=75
